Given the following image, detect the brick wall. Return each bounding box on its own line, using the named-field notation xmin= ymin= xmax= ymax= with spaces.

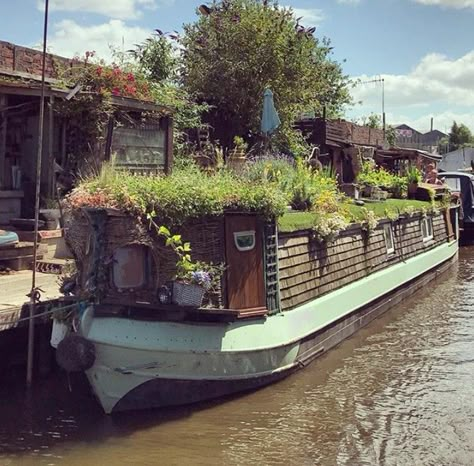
xmin=0 ymin=40 xmax=70 ymax=79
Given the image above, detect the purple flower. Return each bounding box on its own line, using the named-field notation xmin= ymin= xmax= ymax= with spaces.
xmin=191 ymin=271 xmax=212 ymax=289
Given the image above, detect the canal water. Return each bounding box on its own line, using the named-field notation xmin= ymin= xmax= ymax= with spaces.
xmin=1 ymin=246 xmax=474 ymax=466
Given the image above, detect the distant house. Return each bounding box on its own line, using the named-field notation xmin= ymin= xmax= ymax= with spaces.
xmin=395 ymin=124 xmax=447 ymax=154
xmin=438 ymin=147 xmax=474 ymax=172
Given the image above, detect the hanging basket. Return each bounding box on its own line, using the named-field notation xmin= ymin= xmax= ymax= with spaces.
xmin=172 ymin=282 xmax=205 ymax=307
xmin=50 ymin=319 xmax=70 ymax=349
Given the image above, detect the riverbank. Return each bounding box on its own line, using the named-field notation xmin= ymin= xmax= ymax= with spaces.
xmin=0 ymin=271 xmax=60 ymax=331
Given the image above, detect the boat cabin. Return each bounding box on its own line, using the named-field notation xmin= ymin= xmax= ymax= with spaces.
xmin=65 ymin=204 xmax=459 ymax=321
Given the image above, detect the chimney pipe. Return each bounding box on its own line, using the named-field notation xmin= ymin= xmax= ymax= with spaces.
xmin=431 ymin=117 xmax=434 ymax=132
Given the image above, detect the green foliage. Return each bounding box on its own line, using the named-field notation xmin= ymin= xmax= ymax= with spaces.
xmin=357 ymin=161 xmax=406 ymax=193
xmin=150 ymin=82 xmax=208 ymax=148
xmin=68 ymin=163 xmax=288 ymax=224
xmin=449 ymin=121 xmax=473 ymax=151
xmin=151 ymin=223 xmax=224 ymax=290
xmin=364 ymin=113 xmax=382 ymax=129
xmin=359 ymin=207 xmax=378 ymax=233
xmin=406 ymin=166 xmax=422 ymax=184
xmin=311 ymin=213 xmax=349 ymax=243
xmin=131 ymin=32 xmax=178 ymax=83
xmin=181 ymin=0 xmax=351 ymax=146
xmin=155 ymin=225 xmax=194 ymax=278
xmin=233 ymin=136 xmax=248 ymax=152
xmin=386 ymin=125 xmax=396 ymax=147
xmin=272 ymin=125 xmax=311 ymax=159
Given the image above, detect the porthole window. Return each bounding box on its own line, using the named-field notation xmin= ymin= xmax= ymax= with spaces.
xmin=421 ymin=217 xmax=434 ymax=242
xmin=112 ymin=245 xmax=150 ymax=290
xmin=383 ymin=223 xmax=395 ymax=255
xmin=234 ymin=231 xmax=256 ymax=252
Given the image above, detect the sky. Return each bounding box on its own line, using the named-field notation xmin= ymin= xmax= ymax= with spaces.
xmin=1 ymin=0 xmax=473 ymax=134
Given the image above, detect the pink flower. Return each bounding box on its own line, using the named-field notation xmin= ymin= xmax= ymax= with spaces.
xmin=127 ymin=72 xmax=135 ymax=82
xmin=96 ymin=66 xmax=103 ymax=76
xmin=112 ymin=87 xmax=121 ymax=96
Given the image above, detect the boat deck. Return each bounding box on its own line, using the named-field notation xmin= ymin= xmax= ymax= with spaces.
xmin=0 ymin=271 xmax=60 ymax=330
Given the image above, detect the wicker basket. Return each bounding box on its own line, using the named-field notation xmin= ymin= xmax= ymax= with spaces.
xmin=172 ymin=282 xmax=205 ymax=307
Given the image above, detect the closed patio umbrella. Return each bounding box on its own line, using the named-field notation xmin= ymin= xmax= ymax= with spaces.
xmin=261 ymin=88 xmax=281 ymax=135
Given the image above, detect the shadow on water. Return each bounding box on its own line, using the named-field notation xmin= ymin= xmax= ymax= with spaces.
xmin=1 ymin=246 xmax=474 ymax=465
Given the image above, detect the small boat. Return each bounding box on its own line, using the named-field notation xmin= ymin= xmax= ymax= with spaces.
xmin=58 ymin=205 xmax=459 ymax=414
xmin=439 ymin=171 xmax=474 ymax=231
xmin=0 ymin=230 xmax=19 ymax=248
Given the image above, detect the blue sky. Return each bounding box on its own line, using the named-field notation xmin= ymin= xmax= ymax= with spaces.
xmin=2 ymin=0 xmax=473 ymax=132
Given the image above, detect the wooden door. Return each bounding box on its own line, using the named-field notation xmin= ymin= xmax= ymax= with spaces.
xmin=225 ymin=215 xmax=265 ymax=310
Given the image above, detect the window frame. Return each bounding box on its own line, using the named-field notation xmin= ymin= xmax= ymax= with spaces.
xmin=111 ymin=244 xmax=153 ymax=291
xmin=383 ymin=223 xmax=395 ymax=255
xmin=421 ymin=217 xmax=434 ymax=243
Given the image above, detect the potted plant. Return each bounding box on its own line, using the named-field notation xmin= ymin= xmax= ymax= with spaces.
xmin=157 ymin=225 xmax=223 ymax=307
xmin=406 ymin=166 xmax=421 ymax=198
xmin=227 ymin=136 xmax=248 ymax=172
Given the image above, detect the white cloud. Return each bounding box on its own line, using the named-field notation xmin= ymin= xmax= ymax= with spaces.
xmin=37 ymin=0 xmax=159 ymax=19
xmin=48 ymin=19 xmax=151 ymax=61
xmin=288 ymin=7 xmax=325 ymax=25
xmin=413 ymin=0 xmax=474 ymax=9
xmin=348 ymin=50 xmax=474 ymax=131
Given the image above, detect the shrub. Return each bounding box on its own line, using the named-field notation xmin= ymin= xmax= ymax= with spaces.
xmin=66 ymin=164 xmax=287 ymax=224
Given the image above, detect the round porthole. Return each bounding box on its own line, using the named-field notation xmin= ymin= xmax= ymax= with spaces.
xmin=233 ymin=231 xmax=256 ymax=251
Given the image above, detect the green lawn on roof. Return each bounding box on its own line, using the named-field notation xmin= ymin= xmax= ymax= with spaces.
xmin=278 ymin=199 xmax=434 ymax=233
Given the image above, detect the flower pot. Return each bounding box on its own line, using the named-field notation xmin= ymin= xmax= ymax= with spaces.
xmin=227 ymin=156 xmax=246 ymax=173
xmin=408 ymin=182 xmax=418 ymax=199
xmin=40 ymin=209 xmax=61 ymax=230
xmin=172 ymin=282 xmax=205 ymax=307
xmin=50 ymin=319 xmax=70 ymax=348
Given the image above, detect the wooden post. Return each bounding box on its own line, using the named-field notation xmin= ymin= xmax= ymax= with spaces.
xmin=0 ymin=94 xmax=7 ymax=189
xmin=48 ymin=95 xmax=54 ymax=198
xmin=27 ymin=0 xmax=49 ymax=387
xmin=164 ymin=115 xmax=174 ymax=174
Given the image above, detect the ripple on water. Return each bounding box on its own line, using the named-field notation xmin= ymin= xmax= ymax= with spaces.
xmin=1 ymin=248 xmax=474 ymax=465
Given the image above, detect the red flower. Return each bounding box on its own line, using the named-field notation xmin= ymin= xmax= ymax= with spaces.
xmin=112 ymin=87 xmax=121 ymax=96
xmin=113 ymin=67 xmax=122 ymax=77
xmin=124 ymin=84 xmax=137 ymax=96
xmin=127 ymin=72 xmax=135 ymax=82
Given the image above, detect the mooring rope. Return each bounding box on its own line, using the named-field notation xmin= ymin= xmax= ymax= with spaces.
xmin=0 ymin=303 xmax=81 ymax=327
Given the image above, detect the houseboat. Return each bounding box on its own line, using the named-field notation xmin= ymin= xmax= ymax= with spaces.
xmin=57 ymin=202 xmax=459 ymax=414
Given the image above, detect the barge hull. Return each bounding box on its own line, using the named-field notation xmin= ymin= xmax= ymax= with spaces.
xmin=82 ymin=240 xmax=458 ymax=413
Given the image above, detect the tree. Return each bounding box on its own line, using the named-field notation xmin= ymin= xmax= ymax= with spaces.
xmin=180 ymin=0 xmax=351 ymax=150
xmin=130 ymin=33 xmax=208 ymax=151
xmin=449 ymin=121 xmax=473 ymax=151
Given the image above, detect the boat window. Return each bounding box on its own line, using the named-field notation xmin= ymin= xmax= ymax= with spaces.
xmin=234 ymin=231 xmax=256 ymax=252
xmin=444 ymin=177 xmax=461 ymax=192
xmin=383 ymin=224 xmax=395 ymax=255
xmin=421 ymin=217 xmax=434 ymax=242
xmin=112 ymin=245 xmax=150 ymax=290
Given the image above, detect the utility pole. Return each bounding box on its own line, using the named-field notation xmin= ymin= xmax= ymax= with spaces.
xmin=357 ymin=76 xmax=385 ymax=136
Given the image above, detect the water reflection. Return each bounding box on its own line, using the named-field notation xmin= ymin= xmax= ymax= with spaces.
xmin=1 ymin=248 xmax=474 ymax=465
